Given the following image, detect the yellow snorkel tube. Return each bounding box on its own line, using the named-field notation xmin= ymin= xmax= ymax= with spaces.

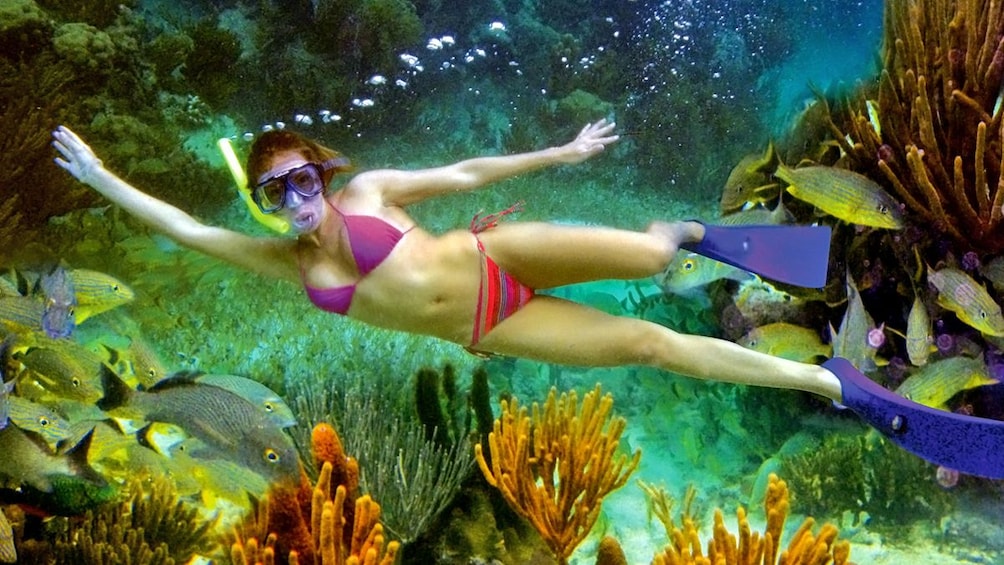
xmin=217 ymin=137 xmax=290 ymax=234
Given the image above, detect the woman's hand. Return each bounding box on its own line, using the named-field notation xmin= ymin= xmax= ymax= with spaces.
xmin=52 ymin=126 xmax=105 ymax=186
xmin=554 ymin=119 xmax=620 ymax=165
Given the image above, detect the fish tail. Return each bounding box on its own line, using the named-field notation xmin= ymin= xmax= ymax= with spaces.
xmin=96 ymin=363 xmax=132 ymax=411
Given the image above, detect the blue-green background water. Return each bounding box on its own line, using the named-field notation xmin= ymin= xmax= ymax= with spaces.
xmin=4 ymin=0 xmax=1004 ymax=563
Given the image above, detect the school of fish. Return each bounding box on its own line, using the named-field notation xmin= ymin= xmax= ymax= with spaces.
xmin=0 ymin=264 xmax=301 ymax=540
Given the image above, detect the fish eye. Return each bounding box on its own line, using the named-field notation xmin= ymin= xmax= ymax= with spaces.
xmin=981 ymin=310 xmax=988 ymax=319
xmin=264 ymin=402 xmax=275 ymax=413
xmin=112 ymin=284 xmax=120 ymax=291
xmin=72 ymin=378 xmax=81 ymax=387
xmin=682 ymin=259 xmax=696 ymax=271
xmin=265 ymin=448 xmax=280 ymax=463
xmin=38 ymin=417 xmax=50 ymax=427
xmin=878 ymin=204 xmax=889 ymax=214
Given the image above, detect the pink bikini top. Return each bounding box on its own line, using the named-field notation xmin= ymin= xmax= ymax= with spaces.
xmin=303 ymin=203 xmax=413 ymax=315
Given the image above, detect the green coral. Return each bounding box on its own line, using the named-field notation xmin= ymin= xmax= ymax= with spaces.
xmin=0 ymin=0 xmax=52 ymax=60
xmin=53 ymin=22 xmax=117 ymax=71
xmin=553 ymin=89 xmax=615 ymax=125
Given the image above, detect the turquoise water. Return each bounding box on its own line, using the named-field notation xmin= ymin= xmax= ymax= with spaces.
xmin=3 ymin=0 xmax=1004 ymax=564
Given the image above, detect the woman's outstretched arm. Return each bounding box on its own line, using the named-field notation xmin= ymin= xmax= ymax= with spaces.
xmin=351 ymin=119 xmax=619 ymax=207
xmin=52 ymin=126 xmax=298 ymax=281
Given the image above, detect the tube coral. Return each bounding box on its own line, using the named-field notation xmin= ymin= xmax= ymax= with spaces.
xmin=474 ymin=384 xmax=641 ymax=565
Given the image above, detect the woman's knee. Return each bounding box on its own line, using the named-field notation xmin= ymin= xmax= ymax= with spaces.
xmin=622 ymin=322 xmax=683 ymax=367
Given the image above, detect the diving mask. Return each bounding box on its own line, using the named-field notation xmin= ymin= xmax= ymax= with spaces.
xmin=251 ymin=158 xmax=348 ymax=214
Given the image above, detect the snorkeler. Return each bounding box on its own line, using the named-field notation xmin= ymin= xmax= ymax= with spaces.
xmin=52 ymin=122 xmax=841 ymax=396
xmin=52 ymin=123 xmax=1004 ymax=478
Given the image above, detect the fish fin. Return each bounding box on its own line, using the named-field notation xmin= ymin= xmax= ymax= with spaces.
xmin=145 ymin=370 xmax=205 ymax=392
xmin=96 ymin=363 xmax=133 ymax=411
xmin=62 ymin=427 xmax=106 ymax=486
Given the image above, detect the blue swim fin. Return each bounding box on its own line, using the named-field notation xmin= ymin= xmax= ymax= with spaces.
xmin=823 ymin=357 xmax=1004 ymax=479
xmin=680 ymin=222 xmax=831 ymax=288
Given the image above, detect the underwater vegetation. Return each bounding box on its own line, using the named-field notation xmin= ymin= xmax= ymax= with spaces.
xmin=779 ymin=431 xmax=952 ymax=531
xmin=827 ymin=0 xmax=1004 ymax=253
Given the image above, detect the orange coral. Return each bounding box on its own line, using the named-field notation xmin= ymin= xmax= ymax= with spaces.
xmin=474 ymin=385 xmax=640 ymax=565
xmin=231 ymin=423 xmax=396 ymax=565
xmin=651 ymin=474 xmax=852 ymax=565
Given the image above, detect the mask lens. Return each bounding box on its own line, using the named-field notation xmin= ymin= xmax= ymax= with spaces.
xmin=287 ymin=166 xmax=324 ymax=196
xmin=253 ymin=179 xmax=286 ymax=213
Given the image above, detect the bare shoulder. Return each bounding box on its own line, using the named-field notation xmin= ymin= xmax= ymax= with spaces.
xmin=338 ymin=169 xmax=401 ymax=205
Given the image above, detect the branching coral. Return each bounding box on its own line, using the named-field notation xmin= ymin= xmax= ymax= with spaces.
xmin=232 ymin=422 xmax=398 ymax=565
xmin=650 ymin=474 xmax=851 ymax=565
xmin=829 ymin=0 xmax=1004 ymax=252
xmin=474 ymin=384 xmax=641 ymax=565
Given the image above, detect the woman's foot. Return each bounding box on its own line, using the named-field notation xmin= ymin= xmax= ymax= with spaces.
xmin=648 ymin=220 xmax=705 ymax=247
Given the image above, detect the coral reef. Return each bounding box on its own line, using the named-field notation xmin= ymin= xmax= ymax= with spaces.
xmin=828 ymin=0 xmax=1004 ymax=252
xmin=474 ymin=384 xmax=641 ymax=565
xmin=291 ymin=366 xmax=477 ymax=546
xmin=232 ymin=422 xmax=398 ymax=565
xmin=650 ymin=474 xmax=851 ymax=565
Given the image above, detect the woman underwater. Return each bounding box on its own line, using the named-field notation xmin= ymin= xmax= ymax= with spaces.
xmin=51 ymin=121 xmax=844 ymax=401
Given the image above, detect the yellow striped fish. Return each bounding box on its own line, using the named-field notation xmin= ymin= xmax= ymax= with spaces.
xmin=6 ymin=395 xmax=74 ymax=451
xmin=928 ymin=267 xmax=1004 ymax=337
xmin=774 ymin=164 xmax=904 ymax=229
xmin=895 ymin=355 xmax=997 ymax=409
xmin=70 ymin=269 xmax=135 ymax=323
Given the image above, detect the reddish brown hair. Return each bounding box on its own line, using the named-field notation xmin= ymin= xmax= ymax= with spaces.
xmin=246 ymin=130 xmax=352 ymax=189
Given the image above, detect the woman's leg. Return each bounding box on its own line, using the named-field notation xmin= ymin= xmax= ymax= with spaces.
xmin=473 ymin=295 xmax=843 ymax=400
xmin=473 ymin=220 xmax=705 ymax=288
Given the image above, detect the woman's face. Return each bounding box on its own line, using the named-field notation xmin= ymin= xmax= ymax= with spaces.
xmin=256 ymin=150 xmax=328 ymax=235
